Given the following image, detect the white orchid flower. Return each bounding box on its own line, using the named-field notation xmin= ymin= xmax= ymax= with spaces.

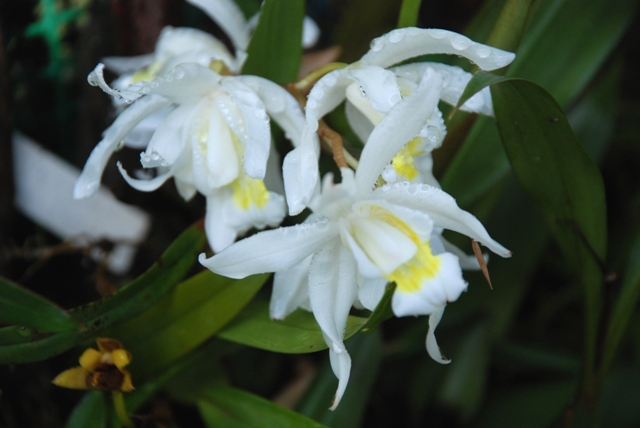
xmin=284 ymin=27 xmax=516 ymax=215
xmin=200 ymin=68 xmax=511 ymax=409
xmin=75 ymin=62 xmax=306 ymax=252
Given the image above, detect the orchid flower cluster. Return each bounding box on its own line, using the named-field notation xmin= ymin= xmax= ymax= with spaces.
xmin=75 ymin=0 xmax=514 ymax=410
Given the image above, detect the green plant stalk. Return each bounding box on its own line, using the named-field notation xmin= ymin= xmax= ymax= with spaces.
xmin=485 ymin=0 xmax=533 ymax=65
xmin=112 ymin=391 xmax=134 ymax=428
xmin=397 ymin=0 xmax=423 ymax=28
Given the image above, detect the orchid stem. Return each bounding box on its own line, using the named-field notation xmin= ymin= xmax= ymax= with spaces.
xmin=112 ymin=391 xmax=134 ymax=428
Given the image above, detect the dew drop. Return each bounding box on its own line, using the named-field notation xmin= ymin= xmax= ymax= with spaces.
xmin=429 ymin=29 xmax=447 ymax=39
xmin=475 ymin=46 xmax=491 ymax=58
xmin=389 ymin=30 xmax=405 ymax=43
xmin=324 ymin=75 xmax=337 ymax=86
xmin=451 ymin=36 xmax=471 ymax=50
xmin=370 ymin=39 xmax=383 ymax=52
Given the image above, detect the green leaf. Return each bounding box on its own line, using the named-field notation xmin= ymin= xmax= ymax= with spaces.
xmin=491 ymin=78 xmax=607 ymax=384
xmin=297 ymin=332 xmax=383 ymax=428
xmin=110 ymin=271 xmax=268 ymax=377
xmin=452 ymin=71 xmax=511 ymax=116
xmin=0 ymin=276 xmax=77 ymax=333
xmin=64 ymin=391 xmax=111 ymax=428
xmin=397 ymin=0 xmax=422 ymax=28
xmin=442 ymin=0 xmax=639 ymax=207
xmin=600 ymin=232 xmax=640 ymax=377
xmin=241 ymin=0 xmax=304 ymax=83
xmin=218 ymin=301 xmax=368 ymax=354
xmin=198 ymin=385 xmax=328 ymax=428
xmin=359 ymin=282 xmax=395 ymax=333
xmin=0 ymin=223 xmax=206 ymax=364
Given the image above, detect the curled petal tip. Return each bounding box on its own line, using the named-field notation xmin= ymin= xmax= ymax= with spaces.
xmin=329 ymin=394 xmax=342 ymax=411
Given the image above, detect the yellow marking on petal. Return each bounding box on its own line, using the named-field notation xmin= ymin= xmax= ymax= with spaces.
xmin=230 ymin=175 xmax=270 ymax=210
xmin=366 ymin=205 xmax=441 ymax=294
xmin=391 ymin=137 xmax=424 ymax=181
xmin=130 ymin=61 xmax=162 ymax=84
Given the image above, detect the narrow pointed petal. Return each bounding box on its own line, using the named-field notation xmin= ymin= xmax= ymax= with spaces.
xmin=154 ymin=26 xmax=236 ymax=72
xmin=372 ymin=182 xmax=511 ymax=257
xmin=327 ymin=338 xmax=351 ymax=410
xmin=270 ymin=256 xmax=312 ymax=320
xmin=102 ymin=54 xmax=154 ymax=74
xmin=438 ymin=234 xmax=482 ymax=270
xmin=175 ymin=178 xmax=197 ymax=201
xmin=361 ymin=28 xmax=515 ymax=71
xmin=348 ymin=66 xmax=401 ymax=113
xmin=186 ymin=0 xmax=250 ymax=51
xmin=199 ymin=219 xmax=339 ymax=278
xmin=221 ymin=78 xmax=271 ymax=179
xmin=355 ymin=68 xmax=442 ymax=197
xmin=205 ymin=108 xmax=239 ymax=188
xmin=305 ymin=68 xmax=352 ymax=132
xmin=74 ymin=95 xmax=171 ymax=199
xmin=87 ymin=63 xmax=145 ymax=102
xmin=426 ymin=306 xmax=450 ymax=364
xmin=142 ymin=103 xmax=194 ymax=167
xmin=117 ymin=162 xmax=174 ymax=192
xmin=145 ymin=63 xmax=220 ymax=103
xmin=282 ymin=132 xmax=320 ymax=215
xmin=345 ymin=100 xmax=373 ymax=143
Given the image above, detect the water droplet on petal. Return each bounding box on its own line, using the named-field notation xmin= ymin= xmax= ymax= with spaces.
xmin=370 ymin=39 xmax=383 ymax=52
xmin=389 ymin=30 xmax=405 ymax=43
xmin=475 ymin=46 xmax=491 ymax=58
xmin=429 ymin=30 xmax=447 ymax=39
xmin=451 ymin=36 xmax=471 ymax=50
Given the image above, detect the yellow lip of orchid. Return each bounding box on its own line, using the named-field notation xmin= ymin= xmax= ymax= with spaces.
xmin=52 ymin=338 xmax=134 ymax=393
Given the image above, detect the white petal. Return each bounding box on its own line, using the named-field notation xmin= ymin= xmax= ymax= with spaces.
xmin=144 ymin=63 xmax=220 ymax=103
xmin=308 ymin=242 xmax=358 ymax=409
xmin=185 ymin=0 xmax=250 ymax=51
xmin=175 ymin=178 xmax=198 ymax=200
xmin=348 ymin=66 xmax=401 ymax=113
xmin=123 ymin=106 xmax=173 ymax=149
xmin=426 ymin=306 xmax=450 ymax=364
xmin=302 ymin=16 xmax=320 ymax=48
xmin=235 ymin=75 xmax=306 ymax=147
xmin=345 ymin=100 xmax=373 ymax=143
xmin=391 ymin=252 xmax=467 ymax=316
xmin=205 ymin=107 xmax=240 ymax=188
xmin=339 ymin=220 xmax=383 ymax=279
xmin=358 ymin=277 xmax=388 ymax=311
xmin=305 ymin=68 xmax=352 ymax=131
xmin=102 ymin=54 xmax=154 ymax=74
xmin=199 ymin=218 xmax=339 ymax=278
xmin=372 ymin=182 xmax=511 ymax=257
xmin=117 ymin=162 xmax=174 ymax=192
xmin=393 ymin=62 xmax=494 ymax=116
xmin=438 ymin=233 xmax=482 ymax=270
xmin=221 ymin=78 xmax=270 ymax=179
xmin=142 ymin=102 xmax=194 ymax=167
xmin=87 ymin=63 xmax=146 ymax=102
xmin=361 ymin=28 xmax=516 ymax=71
xmin=205 ymin=189 xmax=238 ymax=252
xmin=352 ymin=198 xmax=434 ymax=241
xmin=154 ymin=26 xmax=236 ymax=72
xmin=270 ymin=256 xmax=312 ymax=320
xmin=282 ymin=134 xmax=319 ymax=215
xmin=74 ymin=95 xmax=171 ymax=199
xmin=355 ymin=67 xmax=442 ymax=198
xmin=223 ymin=190 xmax=286 ymax=237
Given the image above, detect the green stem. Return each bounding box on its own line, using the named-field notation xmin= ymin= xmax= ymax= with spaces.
xmin=485 ymin=0 xmax=533 ymax=55
xmin=112 ymin=391 xmax=135 ymax=428
xmin=397 ymin=0 xmax=423 ymax=28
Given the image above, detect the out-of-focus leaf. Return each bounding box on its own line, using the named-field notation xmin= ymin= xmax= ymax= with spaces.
xmin=359 ymin=283 xmax=395 ymax=333
xmin=110 ymin=271 xmax=268 ymax=377
xmin=241 ymin=0 xmax=304 ymax=83
xmin=439 ymin=322 xmax=491 ymax=421
xmin=0 ymin=224 xmax=206 ymax=364
xmin=484 ymin=0 xmax=533 ymax=53
xmin=198 ymin=385 xmax=328 ymax=428
xmin=494 ymin=342 xmax=581 ymax=375
xmin=218 ymin=301 xmax=368 ymax=353
xmin=397 ymin=0 xmax=422 ymax=28
xmin=600 ymin=233 xmax=640 ymax=377
xmin=442 ymin=0 xmax=639 ymax=207
xmin=0 ymin=276 xmax=77 ymax=333
xmin=64 ymin=391 xmax=111 ymax=428
xmin=474 ymin=381 xmax=576 ymax=428
xmin=598 ymin=367 xmax=640 ymax=428
xmin=297 ymin=331 xmax=382 ymax=428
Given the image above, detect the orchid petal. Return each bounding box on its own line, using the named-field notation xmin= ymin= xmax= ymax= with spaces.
xmin=205 ymin=107 xmax=239 ymax=188
xmin=122 ymin=106 xmax=173 ymax=149
xmin=438 ymin=233 xmax=482 ymax=270
xmin=116 ymin=162 xmax=174 ymax=192
xmin=142 ymin=103 xmax=194 ymax=167
xmin=305 ymin=68 xmax=352 ymax=132
xmin=87 ymin=63 xmax=146 ymax=102
xmin=393 ymin=62 xmax=494 ymax=116
xmin=355 ymin=67 xmax=442 ymax=197
xmin=353 ymin=199 xmax=434 ymax=241
xmin=199 ymin=218 xmax=339 ymax=278
xmin=361 ymin=28 xmax=515 ymax=71
xmin=358 ymin=277 xmax=388 ymax=311
xmin=74 ymin=95 xmax=171 ymax=199
xmin=145 ymin=63 xmax=220 ymax=104
xmin=221 ymin=78 xmax=270 ymax=179
xmin=175 ymin=178 xmax=197 ymax=201
xmin=186 ymin=0 xmax=250 ymax=51
xmin=372 ymin=182 xmax=511 ymax=257
xmin=426 ymin=306 xmax=450 ymax=364
xmin=348 ymin=66 xmax=402 ymax=113
xmin=102 ymin=54 xmax=155 ymax=74
xmin=339 ymin=220 xmax=383 ymax=279
xmin=154 ymin=26 xmax=236 ymax=71
xmin=302 ymin=16 xmax=320 ymax=48
xmin=308 ymin=242 xmax=358 ymax=410
xmin=282 ymin=133 xmax=320 ymax=215
xmin=271 ymin=256 xmax=312 ymax=320
xmin=205 ymin=189 xmax=238 ymax=253
xmin=345 ymin=83 xmax=385 ymax=125
xmin=345 ymin=100 xmax=373 ymax=143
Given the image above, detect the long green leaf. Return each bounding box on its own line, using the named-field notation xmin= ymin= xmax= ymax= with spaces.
xmin=198 ymin=385 xmax=328 ymax=428
xmin=64 ymin=391 xmax=111 ymax=428
xmin=442 ymin=0 xmax=639 ymax=207
xmin=218 ymin=301 xmax=368 ymax=354
xmin=110 ymin=271 xmax=268 ymax=377
xmin=397 ymin=0 xmax=422 ymax=28
xmin=241 ymin=0 xmax=304 ymax=83
xmin=0 ymin=276 xmax=77 ymax=332
xmin=0 ymin=223 xmax=206 ymax=364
